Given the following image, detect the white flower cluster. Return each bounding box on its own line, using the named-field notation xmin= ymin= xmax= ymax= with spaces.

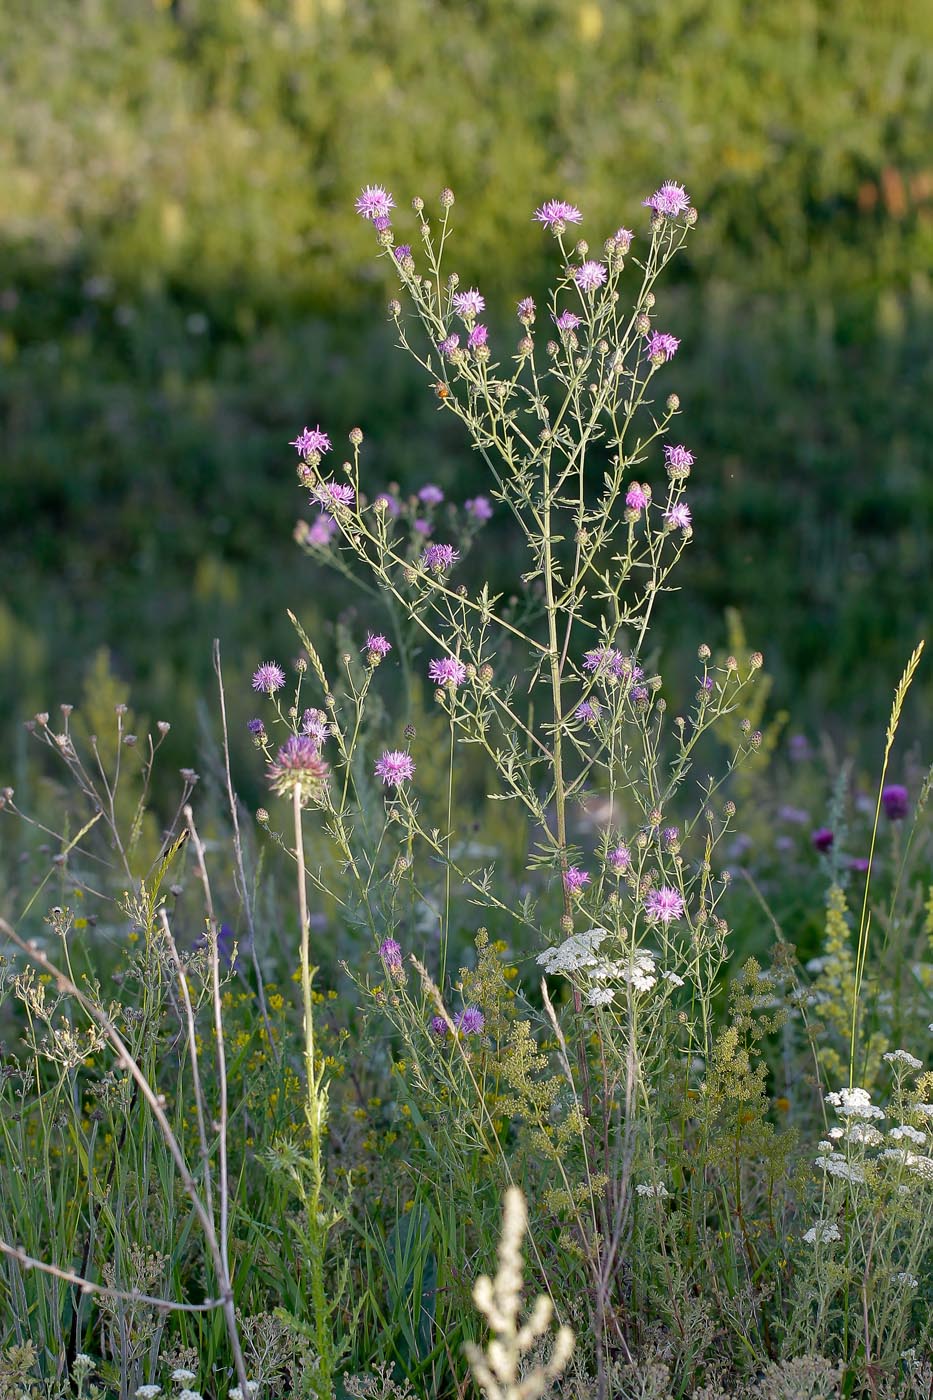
xmin=889 ymin=1124 xmax=926 ymax=1146
xmin=135 ymin=1389 xmax=162 ymax=1400
xmin=894 ymin=1271 xmax=918 ymax=1288
xmin=880 ymin=1147 xmax=933 ymax=1181
xmin=815 ymin=1153 xmax=866 ymax=1184
xmin=537 ymin=927 xmax=609 ymax=975
xmin=802 ymin=1220 xmax=841 ymax=1244
xmin=538 ymin=928 xmax=685 ymax=1004
xmin=635 ymin=1182 xmax=670 ymax=1198
xmin=883 ymin=1049 xmax=924 ymax=1070
xmin=824 ymin=1087 xmax=885 ymax=1120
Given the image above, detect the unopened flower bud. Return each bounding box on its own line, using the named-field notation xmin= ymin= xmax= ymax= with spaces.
xmin=349 ymin=427 xmax=363 ymax=446
xmin=749 ymin=651 xmax=763 ymax=670
xmin=643 ymin=292 xmax=656 ymax=308
xmin=723 ymin=801 xmax=736 ymax=818
xmin=751 ymin=730 xmax=762 ymax=749
xmin=412 ymin=196 xmax=424 ymax=212
xmin=35 ymin=712 xmax=49 ymax=727
xmin=157 ymin=721 xmax=170 ymax=735
xmin=666 ymin=394 xmax=680 ymax=412
xmin=388 ymin=299 xmax=401 ymax=318
xmin=518 ymin=336 xmax=534 ymax=354
xmin=685 ymin=207 xmax=698 ymax=225
xmin=698 ymin=644 xmax=711 ymax=660
xmin=256 ymin=808 xmax=269 ymax=825
xmin=404 ymin=723 xmax=416 ymax=739
xmin=740 ymin=718 xmax=751 ymax=734
xmin=123 ymin=734 xmax=137 ymax=746
xmin=635 ymin=314 xmax=651 ymax=335
xmin=479 ymin=665 xmax=494 ymax=684
xmin=726 ymin=656 xmax=738 ymax=671
xmin=296 ymin=657 xmax=308 ymax=673
xmin=560 ymin=914 xmax=574 ymax=935
xmin=440 ymin=187 xmax=455 ymax=208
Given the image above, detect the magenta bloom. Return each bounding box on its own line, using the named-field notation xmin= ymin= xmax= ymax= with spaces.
xmin=247 ymin=718 xmax=265 ymax=736
xmin=646 ymin=332 xmax=680 ymax=362
xmin=429 ymin=1015 xmax=449 ymax=1038
xmin=393 ymin=244 xmax=412 ymax=263
xmin=454 ymin=1006 xmax=485 ymax=1035
xmin=421 ymin=542 xmax=460 ymax=573
xmin=812 ymin=827 xmax=834 ymax=853
xmin=849 ymin=856 xmax=871 ymax=873
xmin=644 ymin=886 xmax=684 ymax=924
xmin=644 ymin=182 xmax=690 ymax=217
xmin=516 ymin=296 xmax=536 ymax=322
xmin=314 ymin=481 xmax=355 ymax=511
xmin=626 ymin=483 xmax=649 ymax=513
xmin=364 ymin=632 xmax=392 ymax=658
xmin=574 ymin=261 xmax=607 ymax=292
xmin=355 ymin=184 xmax=396 ymax=221
xmin=882 ymin=784 xmax=909 ymax=821
xmin=428 ymin=657 xmax=467 ymax=687
xmin=267 ymin=735 xmax=330 ymax=801
xmin=534 ymin=199 xmax=583 ymax=228
xmin=290 ymin=425 xmax=332 ymax=458
xmin=608 ymin=844 xmax=631 ymax=873
xmin=664 ymin=444 xmax=694 ymax=474
xmin=467 ymin=324 xmax=488 ymax=349
xmin=252 ymin=662 xmax=286 ymax=694
xmin=554 ymin=310 xmax=581 ymax=333
xmin=583 ymin=647 xmax=625 ymax=679
xmin=301 ymin=708 xmax=331 ymax=743
xmin=465 ymin=495 xmax=493 ymax=521
xmin=576 ymin=700 xmax=601 ymax=724
xmin=414 ymin=518 xmax=433 ymax=536
xmin=306 ymin=513 xmax=338 ymax=545
xmin=665 ymin=502 xmax=692 ymax=530
xmin=452 ymin=288 xmax=485 ymax=318
xmin=379 ymin=937 xmax=403 ymax=969
xmin=418 ymin=484 xmax=444 ymax=505
xmin=437 ymin=333 xmax=460 ymax=358
xmin=375 ymin=750 xmax=415 ymax=787
xmin=614 ymin=227 xmax=634 ymax=253
xmin=563 ymin=866 xmax=590 ymax=894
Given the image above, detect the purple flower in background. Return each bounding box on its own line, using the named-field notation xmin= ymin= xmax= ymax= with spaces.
xmin=452 ymin=288 xmax=485 ymax=318
xmin=379 ymin=937 xmax=403 ymax=970
xmin=437 ymin=333 xmax=460 ymax=358
xmin=393 ymin=244 xmax=412 ymax=263
xmin=574 ymin=260 xmax=607 ymax=292
xmin=247 ymin=717 xmax=265 ymax=736
xmin=614 ymin=227 xmax=634 ymax=253
xmin=517 ymin=296 xmax=536 ymax=322
xmin=465 ymin=495 xmax=493 ymax=521
xmin=882 ymin=784 xmax=909 ymax=821
xmin=644 ymin=886 xmax=684 ymax=924
xmin=644 ymin=182 xmax=690 ymax=217
xmin=789 ymin=733 xmax=811 ymax=762
xmin=290 ymin=425 xmax=332 ymax=458
xmin=454 ymin=1006 xmax=485 ymax=1035
xmin=778 ymin=805 xmax=809 ymax=825
xmin=301 ymin=708 xmax=330 ymax=743
xmin=554 ymin=310 xmax=581 ymax=333
xmin=421 ymin=542 xmax=460 ymax=573
xmin=467 ymin=324 xmax=488 ymax=349
xmin=812 ymin=827 xmax=834 ymax=853
xmin=364 ymin=632 xmax=392 ymax=658
xmin=626 ymin=483 xmax=649 ymax=513
xmin=564 ymin=866 xmax=590 ymax=894
xmin=414 ymin=517 xmax=433 ymax=536
xmin=307 ymin=513 xmax=338 ymax=545
xmin=665 ymin=502 xmax=692 ymax=530
xmin=195 ymin=921 xmax=241 ymax=973
xmin=608 ymin=844 xmax=631 ymax=873
xmin=374 ymin=492 xmax=401 ymax=516
xmin=314 ymin=481 xmax=355 ymax=511
xmin=355 ymin=184 xmax=396 ymax=221
xmin=849 ymin=856 xmax=871 ymax=873
xmin=252 ymin=662 xmax=286 ymax=694
xmin=534 ymin=199 xmax=583 ymax=227
xmin=374 ymin=750 xmax=415 ymax=787
xmin=664 ymin=444 xmax=694 ymax=474
xmin=418 ymin=484 xmax=444 ymax=505
xmin=430 ymin=1015 xmax=449 ymax=1038
xmin=646 ymin=331 xmax=680 ymax=362
xmin=576 ymin=700 xmax=602 ymax=724
xmin=428 ymin=657 xmax=467 ymax=687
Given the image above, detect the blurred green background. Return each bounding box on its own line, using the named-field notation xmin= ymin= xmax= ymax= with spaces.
xmin=1 ymin=0 xmax=931 ymax=781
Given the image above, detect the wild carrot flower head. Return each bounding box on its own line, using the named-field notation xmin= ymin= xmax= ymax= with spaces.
xmin=643 ymin=181 xmax=690 ymax=217
xmin=644 ymin=886 xmax=684 ymax=924
xmin=645 ymin=331 xmax=680 ymax=363
xmin=534 ymin=199 xmax=583 ymax=228
xmin=465 ymin=495 xmax=493 ymax=521
xmin=252 ymin=662 xmax=286 ymax=694
xmin=467 ymin=323 xmax=488 ymax=349
xmin=428 ymin=656 xmax=467 ymax=687
xmin=882 ymin=783 xmax=909 ymax=820
xmin=452 ymin=288 xmax=485 ymax=318
xmin=564 ymin=866 xmax=590 ymax=894
xmin=290 ymin=425 xmax=332 ymax=458
xmin=665 ymin=502 xmax=692 ymax=531
xmin=554 ymin=310 xmax=581 ymax=333
xmin=314 ymin=481 xmax=355 ymax=511
xmin=418 ymin=484 xmax=444 ymax=505
xmin=454 ymin=1006 xmax=485 ymax=1035
xmin=267 ymin=735 xmax=329 ymax=803
xmin=574 ymin=261 xmax=607 ymax=292
xmin=625 ymin=483 xmax=649 ymax=513
xmin=421 ymin=542 xmax=459 ymax=573
xmin=363 ymin=632 xmax=392 ymax=658
xmin=374 ymin=750 xmax=415 ymax=787
xmin=355 ymin=184 xmax=396 ymax=221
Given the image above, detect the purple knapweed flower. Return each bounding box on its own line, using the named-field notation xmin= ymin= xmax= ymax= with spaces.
xmin=646 ymin=332 xmax=680 ymax=363
xmin=374 ymin=750 xmax=415 ymax=788
xmin=429 ymin=1015 xmax=449 ymax=1038
xmin=700 ymin=675 xmax=714 ymax=692
xmin=465 ymin=495 xmax=493 ymax=521
xmin=608 ymin=844 xmax=631 ymax=873
xmin=364 ymin=632 xmax=392 ymax=658
xmin=355 ymin=184 xmax=396 ymax=221
xmin=882 ymin=784 xmax=909 ymax=821
xmin=314 ymin=481 xmax=355 ymax=511
xmin=664 ymin=444 xmax=694 ymax=474
xmin=418 ymin=484 xmax=444 ymax=505
xmin=614 ymin=227 xmax=634 ymax=253
xmin=467 ymin=324 xmax=488 ymax=349
xmin=644 ymin=182 xmax=690 ymax=218
xmin=252 ymin=662 xmax=286 ymax=694
xmin=849 ymin=856 xmax=871 ymax=873
xmin=306 ymin=513 xmax=338 ymax=545
xmin=553 ymin=310 xmax=581 ymax=333
xmin=428 ymin=657 xmax=467 ymax=687
xmin=665 ymin=502 xmax=692 ymax=530
xmin=420 ymin=542 xmax=460 ymax=573
xmin=778 ymin=805 xmax=809 ymax=825
xmin=247 ymin=718 xmax=265 ymax=736
xmin=812 ymin=827 xmax=834 ymax=853
xmin=414 ymin=518 xmax=433 ymax=536
xmin=626 ymin=483 xmax=649 ymax=513
xmin=534 ymin=199 xmax=583 ymax=228
xmin=663 ymin=826 xmax=680 ymax=848
xmin=290 ymin=425 xmax=332 ymax=458
xmin=373 ymin=215 xmax=392 ymax=233
xmin=644 ymin=886 xmax=684 ymax=924
xmin=789 ymin=734 xmax=812 ymax=762
xmin=393 ymin=244 xmax=412 ymax=263
xmin=583 ymin=647 xmax=625 ymax=679
xmin=454 ymin=1006 xmax=485 ymax=1035
xmin=267 ymin=734 xmax=329 ymax=802
xmin=379 ymin=937 xmax=403 ymax=969
xmin=576 ymin=700 xmax=602 ymax=724
xmin=452 ymin=288 xmax=485 ymax=318
xmin=301 ymin=708 xmax=331 ymax=743
xmin=563 ymin=866 xmax=590 ymax=894
xmin=437 ymin=333 xmax=460 ymax=358
xmin=574 ymin=261 xmax=607 ymax=292
xmin=630 ymin=685 xmax=649 ymax=703
xmin=517 ymin=296 xmax=536 ymax=323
